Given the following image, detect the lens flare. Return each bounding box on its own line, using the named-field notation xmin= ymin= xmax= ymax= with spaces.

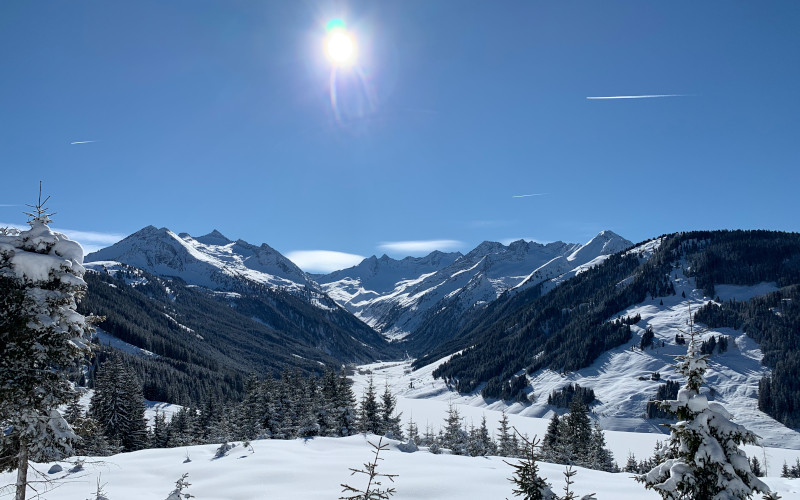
xmin=325 ymin=30 xmax=356 ymax=66
xmin=322 ymin=18 xmax=378 ymax=130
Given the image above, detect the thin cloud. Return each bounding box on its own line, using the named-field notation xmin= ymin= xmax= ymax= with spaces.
xmin=586 ymin=94 xmax=689 ymax=100
xmin=378 ymin=239 xmax=463 ymax=255
xmin=0 ymin=222 xmax=124 ymax=254
xmin=70 ymin=140 xmax=97 ymax=145
xmin=286 ymin=250 xmax=365 ymax=274
xmin=512 ymin=193 xmax=547 ymax=198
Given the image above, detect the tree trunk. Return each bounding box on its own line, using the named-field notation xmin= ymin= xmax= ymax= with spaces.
xmin=15 ymin=436 xmax=28 ymax=500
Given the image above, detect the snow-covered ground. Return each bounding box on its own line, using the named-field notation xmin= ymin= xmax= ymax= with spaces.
xmin=4 ymin=434 xmax=798 ymax=500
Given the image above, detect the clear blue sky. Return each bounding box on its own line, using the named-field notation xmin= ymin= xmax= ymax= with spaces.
xmin=1 ymin=1 xmax=799 ymax=272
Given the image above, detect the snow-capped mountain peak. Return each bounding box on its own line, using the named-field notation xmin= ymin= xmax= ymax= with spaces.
xmin=194 ymin=229 xmax=232 ymax=246
xmin=567 ymin=229 xmax=631 ymax=262
xmin=317 ymin=230 xmax=633 ymax=344
xmin=86 ymin=226 xmax=311 ymax=293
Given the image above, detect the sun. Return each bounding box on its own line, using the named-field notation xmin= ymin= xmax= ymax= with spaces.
xmin=324 ymin=21 xmax=356 ymax=67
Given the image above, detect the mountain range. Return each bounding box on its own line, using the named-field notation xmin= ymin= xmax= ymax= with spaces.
xmin=82 ymin=226 xmax=800 ymax=435
xmin=87 ymin=226 xmax=631 ymax=355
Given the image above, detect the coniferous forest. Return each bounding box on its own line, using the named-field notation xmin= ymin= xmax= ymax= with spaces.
xmin=416 ymin=230 xmax=800 ymax=406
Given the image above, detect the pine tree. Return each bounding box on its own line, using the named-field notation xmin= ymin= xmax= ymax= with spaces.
xmin=749 ymin=457 xmax=763 ymax=477
xmin=151 ymin=409 xmax=171 ymax=448
xmin=473 ymin=415 xmax=496 ymax=456
xmin=335 ymin=369 xmax=360 ymax=437
xmin=541 ymin=413 xmax=562 ymax=463
xmin=235 ymin=374 xmax=264 ymax=440
xmin=90 ymin=356 xmax=148 ymax=451
xmin=340 ymin=437 xmax=397 ymax=500
xmin=587 ymin=422 xmax=615 ymax=472
xmin=296 ymin=375 xmax=321 ymax=438
xmin=505 ymin=433 xmax=554 ymax=500
xmin=563 ymin=399 xmax=593 ymax=467
xmin=498 ymin=411 xmax=516 ymax=457
xmin=405 ymin=416 xmax=420 ymax=445
xmin=358 ymin=376 xmax=382 ymax=435
xmin=624 ymin=452 xmax=640 ymax=473
xmin=0 ymin=192 xmax=94 ymax=500
xmin=379 ymin=383 xmax=403 ymax=440
xmin=637 ymin=308 xmax=772 ymax=499
xmin=441 ymin=403 xmax=468 ymax=455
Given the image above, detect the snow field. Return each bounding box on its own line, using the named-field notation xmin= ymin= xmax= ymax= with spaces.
xmin=4 ymin=435 xmax=798 ymax=500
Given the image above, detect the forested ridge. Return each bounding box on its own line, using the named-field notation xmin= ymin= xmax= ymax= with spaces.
xmin=78 ymin=264 xmax=396 ymax=405
xmin=415 ymin=230 xmax=800 ymax=406
xmin=696 ymin=285 xmax=800 ymax=427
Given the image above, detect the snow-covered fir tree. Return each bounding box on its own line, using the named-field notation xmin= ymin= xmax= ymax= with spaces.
xmin=468 ymin=415 xmax=496 ymax=457
xmin=588 ymin=421 xmax=616 ymax=472
xmin=441 ymin=403 xmax=468 ymax=455
xmin=405 ymin=416 xmax=420 ymax=446
xmin=497 ymin=411 xmax=517 ymax=458
xmin=637 ymin=313 xmax=772 ymax=499
xmin=0 ymin=193 xmax=94 ymax=500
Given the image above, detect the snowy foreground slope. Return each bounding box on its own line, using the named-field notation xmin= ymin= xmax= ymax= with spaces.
xmin=5 ymin=435 xmax=798 ymax=500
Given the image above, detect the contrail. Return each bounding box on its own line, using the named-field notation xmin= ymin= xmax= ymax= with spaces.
xmin=512 ymin=193 xmax=547 ymax=198
xmin=586 ymin=94 xmax=688 ymax=100
xmin=70 ymin=140 xmax=97 ymax=145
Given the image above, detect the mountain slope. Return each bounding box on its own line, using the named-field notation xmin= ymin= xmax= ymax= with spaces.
xmin=80 ymin=262 xmax=344 ymax=404
xmin=416 ymin=231 xmax=800 ymax=414
xmin=317 ymin=231 xmax=632 ymax=353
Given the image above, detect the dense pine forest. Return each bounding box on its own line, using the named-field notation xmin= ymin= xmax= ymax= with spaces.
xmin=78 ymin=264 xmax=399 ymax=405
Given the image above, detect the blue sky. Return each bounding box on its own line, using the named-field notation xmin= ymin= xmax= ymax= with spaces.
xmin=1 ymin=1 xmax=798 ymax=272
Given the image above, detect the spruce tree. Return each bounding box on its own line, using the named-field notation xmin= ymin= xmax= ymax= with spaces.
xmin=637 ymin=310 xmax=772 ymax=499
xmin=358 ymin=376 xmax=382 ymax=435
xmin=379 ymin=383 xmax=403 ymax=440
xmin=541 ymin=413 xmax=562 ymax=463
xmin=441 ymin=403 xmax=468 ymax=455
xmin=405 ymin=416 xmax=420 ymax=445
xmin=151 ymin=409 xmax=171 ymax=448
xmin=469 ymin=415 xmax=495 ymax=457
xmin=0 ymin=192 xmax=94 ymax=500
xmin=505 ymin=434 xmax=554 ymax=500
xmin=90 ymin=356 xmax=148 ymax=451
xmin=497 ymin=411 xmax=516 ymax=457
xmin=587 ymin=421 xmax=615 ymax=472
xmin=336 ymin=370 xmax=359 ymax=437
xmin=563 ymin=399 xmax=592 ymax=467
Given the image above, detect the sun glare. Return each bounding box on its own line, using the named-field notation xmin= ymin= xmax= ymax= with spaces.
xmin=326 ymin=29 xmax=356 ymax=66
xmin=324 ymin=19 xmax=356 ymax=67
